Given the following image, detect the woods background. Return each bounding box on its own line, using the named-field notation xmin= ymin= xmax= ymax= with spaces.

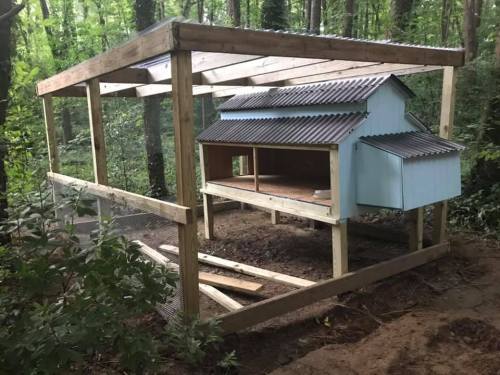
xmin=0 ymin=0 xmax=499 ymax=235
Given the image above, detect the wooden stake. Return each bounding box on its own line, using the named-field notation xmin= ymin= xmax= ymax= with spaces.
xmin=172 ymin=50 xmax=200 ymax=317
xmin=253 ymin=147 xmax=259 ymax=192
xmin=433 ymin=66 xmax=457 ymax=244
xmin=199 ymin=143 xmax=214 ymax=239
xmin=271 ymin=210 xmax=281 ymax=224
xmin=408 ymin=207 xmax=424 ymax=252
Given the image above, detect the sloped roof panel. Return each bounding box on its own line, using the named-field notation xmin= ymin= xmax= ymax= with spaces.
xmin=360 ymin=131 xmax=465 ymax=159
xmin=218 ymin=75 xmax=414 ymax=111
xmin=197 ymin=113 xmax=367 ymax=145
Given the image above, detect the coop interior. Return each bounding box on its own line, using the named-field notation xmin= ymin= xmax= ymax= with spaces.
xmin=205 ymin=145 xmax=333 ymax=206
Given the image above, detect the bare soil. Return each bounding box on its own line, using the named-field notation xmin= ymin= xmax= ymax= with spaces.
xmin=126 ymin=207 xmax=500 ymax=375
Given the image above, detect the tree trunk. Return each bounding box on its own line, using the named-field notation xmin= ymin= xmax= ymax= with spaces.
xmin=0 ymin=1 xmax=24 ymax=244
xmin=61 ymin=106 xmax=73 ymax=145
xmin=135 ymin=0 xmax=168 ymax=198
xmin=343 ymin=0 xmax=355 ymax=37
xmin=197 ymin=0 xmax=204 ymax=22
xmin=390 ymin=0 xmax=413 ymax=41
xmin=464 ymin=0 xmax=478 ymax=61
xmin=309 ymin=0 xmax=321 ymax=34
xmin=441 ymin=0 xmax=452 ymax=45
xmin=261 ymin=0 xmax=289 ymax=30
xmin=227 ymin=0 xmax=241 ymax=26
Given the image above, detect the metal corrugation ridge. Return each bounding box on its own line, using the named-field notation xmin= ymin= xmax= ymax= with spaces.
xmin=360 ymin=131 xmax=465 ymax=159
xmin=197 ymin=113 xmax=367 ymax=145
xmin=218 ymin=75 xmax=413 ymax=111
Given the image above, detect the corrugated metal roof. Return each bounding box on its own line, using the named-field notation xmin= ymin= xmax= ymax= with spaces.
xmin=218 ymin=75 xmax=414 ymax=111
xmin=360 ymin=131 xmax=465 ymax=159
xmin=197 ymin=113 xmax=366 ymax=145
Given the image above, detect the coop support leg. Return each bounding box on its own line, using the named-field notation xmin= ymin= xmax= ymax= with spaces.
xmin=271 ymin=210 xmax=281 ymax=224
xmin=332 ymin=220 xmax=348 ymax=278
xmin=203 ymin=193 xmax=214 ymax=240
xmin=407 ymin=207 xmax=424 ymax=252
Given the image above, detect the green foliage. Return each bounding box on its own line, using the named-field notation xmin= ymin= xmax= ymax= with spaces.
xmin=261 ymin=0 xmax=289 ymax=30
xmin=0 ymin=184 xmax=179 ymax=373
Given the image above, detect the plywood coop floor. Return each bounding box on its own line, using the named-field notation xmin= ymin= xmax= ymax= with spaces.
xmin=209 ymin=175 xmax=332 ymax=206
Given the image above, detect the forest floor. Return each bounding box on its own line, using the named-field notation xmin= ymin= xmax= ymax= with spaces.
xmin=126 ymin=207 xmax=500 ymax=375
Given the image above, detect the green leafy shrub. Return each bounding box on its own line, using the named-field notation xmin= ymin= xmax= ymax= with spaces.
xmin=0 ymin=184 xmax=178 ymax=373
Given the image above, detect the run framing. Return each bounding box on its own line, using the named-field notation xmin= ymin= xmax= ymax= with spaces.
xmin=37 ymin=21 xmax=463 ymax=330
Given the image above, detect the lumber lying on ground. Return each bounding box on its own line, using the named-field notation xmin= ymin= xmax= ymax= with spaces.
xmin=159 ymin=244 xmax=316 ymax=288
xmin=134 ymin=240 xmax=243 ymax=311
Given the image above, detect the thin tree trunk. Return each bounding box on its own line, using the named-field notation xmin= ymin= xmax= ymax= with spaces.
xmin=464 ymin=0 xmax=477 ymax=61
xmin=0 ymin=1 xmax=24 ymax=244
xmin=197 ymin=0 xmax=204 ymax=22
xmin=343 ymin=0 xmax=355 ymax=37
xmin=227 ymin=0 xmax=241 ymax=26
xmin=305 ymin=0 xmax=311 ymax=30
xmin=136 ymin=0 xmax=168 ymax=198
xmin=441 ymin=0 xmax=452 ymax=45
xmin=310 ymin=0 xmax=321 ymax=33
xmin=61 ymin=106 xmax=73 ymax=145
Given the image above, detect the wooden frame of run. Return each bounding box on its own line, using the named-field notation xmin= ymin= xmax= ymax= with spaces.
xmin=37 ymin=21 xmax=463 ymax=330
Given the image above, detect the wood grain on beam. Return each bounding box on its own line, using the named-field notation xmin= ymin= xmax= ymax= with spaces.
xmin=37 ymin=22 xmax=174 ymax=95
xmin=173 ymin=22 xmax=464 ymax=67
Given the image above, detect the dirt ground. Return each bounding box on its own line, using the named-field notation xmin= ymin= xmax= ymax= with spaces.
xmin=126 ymin=207 xmax=500 ymax=375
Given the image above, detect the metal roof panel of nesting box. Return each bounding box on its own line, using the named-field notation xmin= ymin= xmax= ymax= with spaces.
xmin=197 ymin=113 xmax=367 ymax=145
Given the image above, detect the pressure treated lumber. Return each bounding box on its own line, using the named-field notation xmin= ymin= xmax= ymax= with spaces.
xmin=135 ymin=241 xmax=243 ymax=311
xmin=217 ymin=242 xmax=450 ymax=333
xmin=42 ymin=95 xmax=59 ymax=173
xmin=332 ymin=220 xmax=348 ymax=277
xmin=171 ymin=50 xmax=200 ymax=316
xmin=48 ymin=172 xmax=191 ymax=224
xmin=36 ymin=22 xmax=174 ymax=95
xmin=173 ymin=22 xmax=464 ymax=66
xmin=271 ymin=210 xmax=281 ymax=224
xmin=433 ymin=67 xmax=457 ymax=245
xmin=159 ymin=244 xmax=316 ymax=288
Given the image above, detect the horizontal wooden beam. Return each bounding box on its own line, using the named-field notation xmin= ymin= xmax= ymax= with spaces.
xmin=287 ymin=64 xmax=442 ymax=85
xmin=136 ymin=241 xmax=243 ymax=311
xmin=160 ymin=244 xmax=315 ymax=288
xmin=37 ymin=22 xmax=175 ymax=95
xmin=48 ymin=172 xmax=191 ymax=224
xmin=217 ymin=242 xmax=450 ymax=333
xmin=202 ymin=183 xmax=338 ymax=224
xmin=173 ymin=22 xmax=464 ymax=67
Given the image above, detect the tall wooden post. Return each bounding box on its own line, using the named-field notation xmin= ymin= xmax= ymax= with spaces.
xmin=199 ymin=144 xmax=214 ymax=240
xmin=86 ymin=78 xmax=110 ymax=221
xmin=42 ymin=94 xmax=63 ymax=219
xmin=433 ymin=66 xmax=457 ymax=244
xmin=330 ymin=147 xmax=347 ymax=277
xmin=172 ymin=50 xmax=200 ymax=317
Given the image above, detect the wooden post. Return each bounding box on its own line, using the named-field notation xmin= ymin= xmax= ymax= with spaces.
xmin=433 ymin=66 xmax=457 ymax=244
xmin=253 ymin=147 xmax=259 ymax=192
xmin=199 ymin=144 xmax=214 ymax=239
xmin=408 ymin=207 xmax=424 ymax=251
xmin=239 ymin=155 xmax=249 ymax=210
xmin=330 ymin=147 xmax=347 ymax=277
xmin=86 ymin=78 xmax=110 ymax=221
xmin=172 ymin=50 xmax=200 ymax=317
xmin=271 ymin=210 xmax=281 ymax=224
xmin=42 ymin=94 xmax=64 ymax=220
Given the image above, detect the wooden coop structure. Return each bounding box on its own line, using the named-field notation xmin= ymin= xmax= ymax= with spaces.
xmin=37 ymin=21 xmax=465 ymax=333
xmin=197 ymin=75 xmax=464 ymax=277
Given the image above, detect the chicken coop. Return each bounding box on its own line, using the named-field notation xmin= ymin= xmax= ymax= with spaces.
xmin=198 ymin=75 xmax=464 ymax=275
xmin=37 ymin=20 xmax=465 ymax=333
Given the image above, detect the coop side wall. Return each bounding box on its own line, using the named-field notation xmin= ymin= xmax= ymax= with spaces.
xmin=402 ymin=152 xmax=462 ymax=210
xmin=339 ymin=82 xmax=421 ymax=219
